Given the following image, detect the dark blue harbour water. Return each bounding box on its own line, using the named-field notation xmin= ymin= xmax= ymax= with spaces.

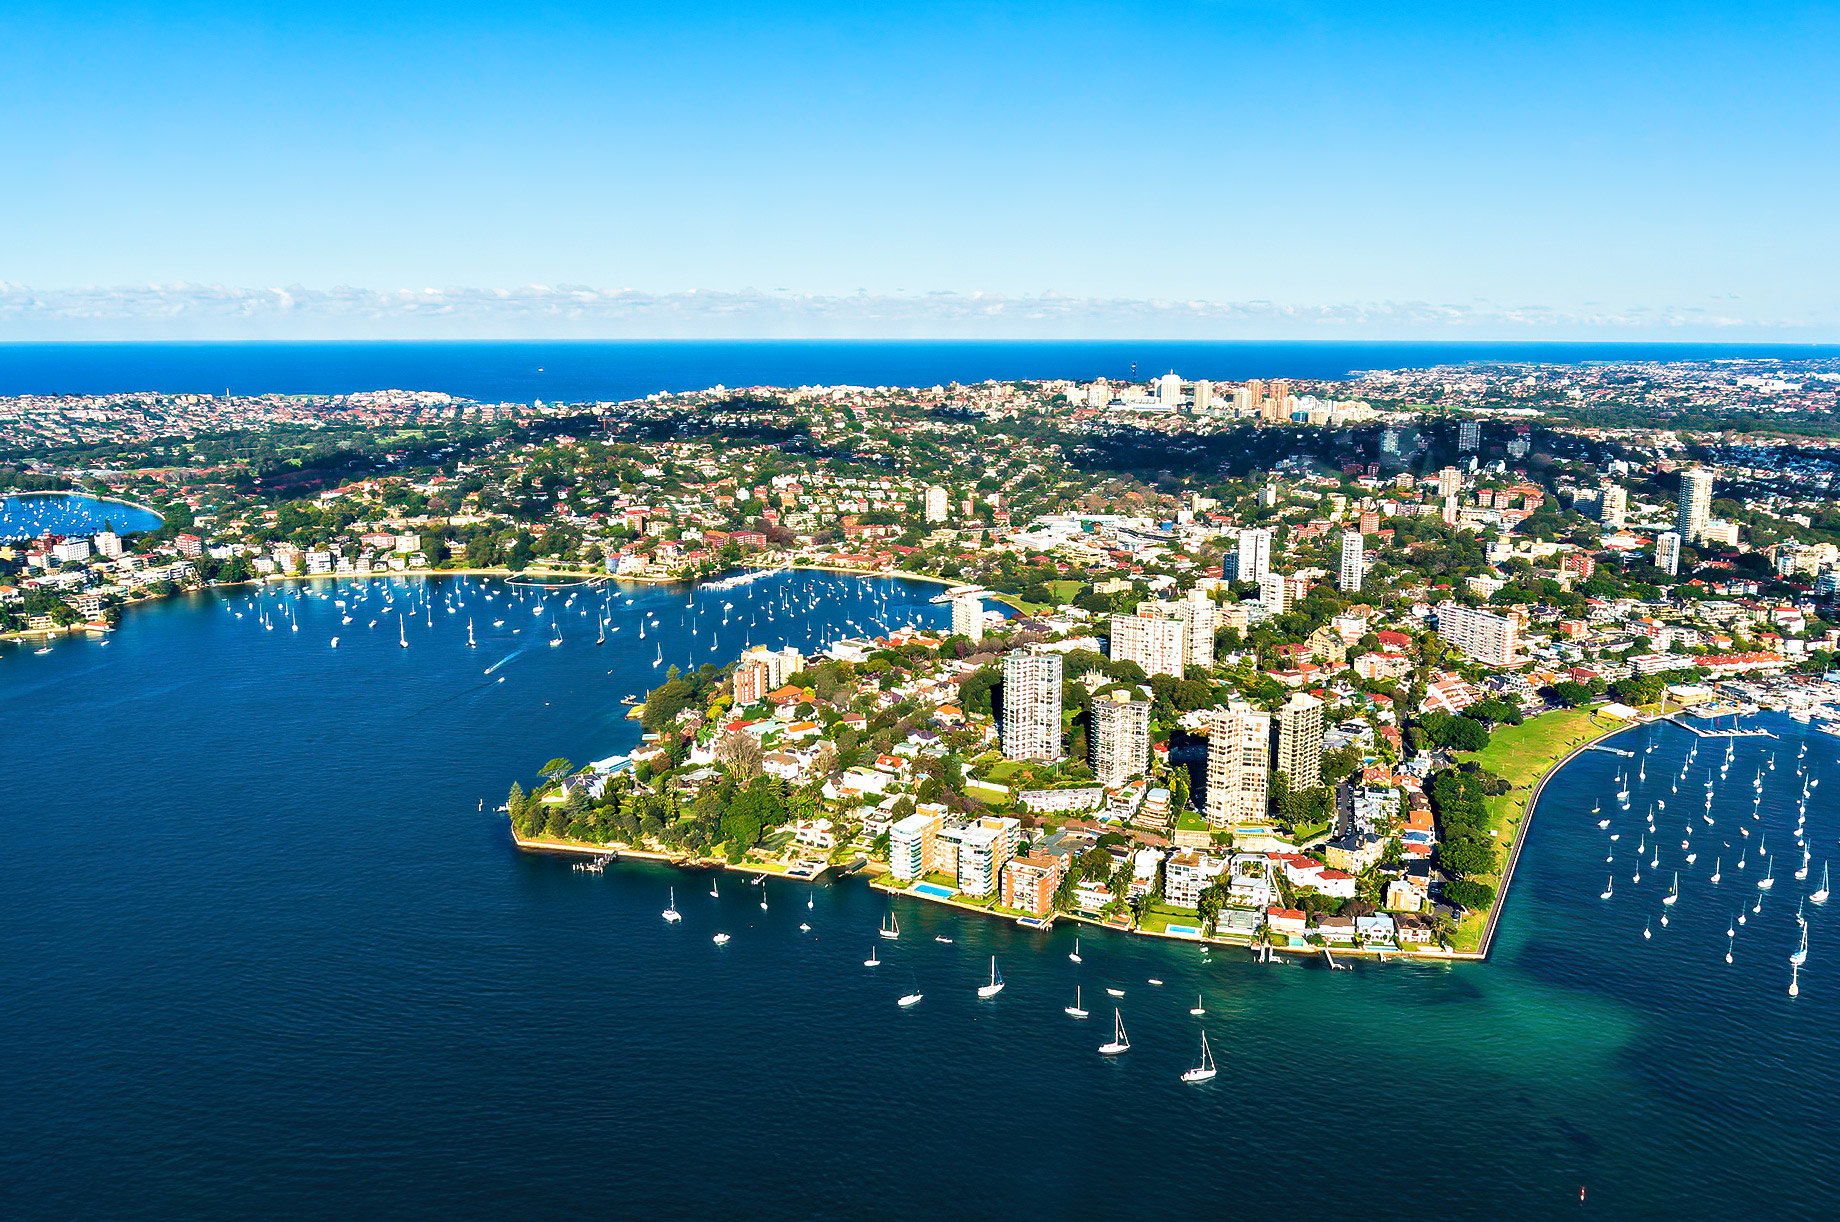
xmin=0 ymin=493 xmax=163 ymax=541
xmin=0 ymin=339 xmax=1834 ymax=402
xmin=2 ymin=568 xmax=1836 ymax=1218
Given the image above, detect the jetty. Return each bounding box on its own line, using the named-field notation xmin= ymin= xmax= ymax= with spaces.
xmin=1665 ymin=716 xmax=1775 ymax=740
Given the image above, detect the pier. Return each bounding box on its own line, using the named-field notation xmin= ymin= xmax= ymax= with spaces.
xmin=1665 ymin=716 xmax=1776 ymax=740
xmin=1585 ymin=744 xmax=1635 ymax=758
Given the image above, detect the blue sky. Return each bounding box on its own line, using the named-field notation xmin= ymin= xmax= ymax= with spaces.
xmin=2 ymin=1 xmax=1836 ymax=337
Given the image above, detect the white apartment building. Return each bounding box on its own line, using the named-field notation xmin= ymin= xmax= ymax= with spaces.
xmin=1678 ymin=467 xmax=1713 ymax=543
xmin=1599 ymin=483 xmax=1627 ymax=530
xmin=1259 ymin=570 xmax=1288 ymax=616
xmin=1002 ymin=649 xmax=1063 ymax=761
xmin=1090 ymin=689 xmax=1152 ymax=788
xmin=889 ymin=810 xmax=940 ymax=880
xmin=1164 ymin=850 xmax=1227 ymax=909
xmin=1338 ymin=530 xmax=1364 ymax=593
xmin=1111 ymin=606 xmax=1186 ymax=677
xmin=1205 ymin=701 xmax=1270 ymax=826
xmin=957 ymin=817 xmax=1021 ymax=896
xmin=1174 ymin=588 xmax=1217 ymax=667
xmin=1236 ymin=529 xmax=1273 ymax=585
xmin=924 ymin=484 xmax=949 ymax=523
xmin=1275 ymin=691 xmax=1324 ymax=791
xmin=951 ymin=592 xmax=984 ymax=643
xmin=1657 ymin=530 xmax=1682 ymax=577
xmin=1435 ymin=601 xmax=1518 ymax=666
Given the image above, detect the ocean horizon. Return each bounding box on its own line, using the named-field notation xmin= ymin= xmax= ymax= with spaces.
xmin=2 ymin=338 xmax=1836 ymax=405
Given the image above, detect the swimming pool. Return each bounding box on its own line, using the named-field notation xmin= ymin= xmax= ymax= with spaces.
xmin=1164 ymin=923 xmax=1201 ymax=937
xmin=910 ymin=882 xmax=957 ymax=899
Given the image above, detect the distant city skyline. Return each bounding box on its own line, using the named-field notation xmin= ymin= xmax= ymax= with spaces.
xmin=4 ymin=2 xmax=1835 ymax=339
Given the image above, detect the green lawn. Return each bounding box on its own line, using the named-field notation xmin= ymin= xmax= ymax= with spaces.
xmin=1175 ymin=808 xmax=1211 ymax=833
xmin=1290 ymin=818 xmax=1331 ymax=843
xmin=1450 ymin=705 xmax=1630 ymax=950
xmin=992 ymin=580 xmax=1084 ymax=616
xmin=1137 ymin=901 xmax=1199 ymax=934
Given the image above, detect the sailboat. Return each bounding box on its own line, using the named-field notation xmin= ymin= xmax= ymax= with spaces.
xmin=1663 ymin=872 xmax=1679 ymax=906
xmin=549 ymin=620 xmax=562 ymax=648
xmin=398 ymin=615 xmax=408 ymax=647
xmin=977 ymin=956 xmax=1005 ymax=998
xmin=1069 ymin=937 xmax=1082 ymax=964
xmin=466 ymin=618 xmax=476 ymax=647
xmin=1189 ymin=994 xmax=1206 ymax=1016
xmin=880 ymin=910 xmax=900 ymax=940
xmin=1812 ymin=862 xmax=1830 ymax=905
xmin=1098 ymin=1009 xmax=1131 ymax=1055
xmin=1789 ymin=963 xmax=1800 ymax=997
xmin=807 ymin=890 xmax=815 ymax=911
xmin=1711 ymin=857 xmax=1722 ymax=884
xmin=1791 ymin=926 xmax=1809 ymax=967
xmin=1759 ymin=857 xmax=1775 ymax=890
xmin=1601 ymin=875 xmax=1615 ymax=900
xmin=1181 ymin=1031 xmax=1218 ymax=1083
xmin=898 ymin=973 xmax=923 ymax=1007
xmin=1064 ymin=986 xmax=1089 ymax=1018
xmin=759 ymin=884 xmax=768 ymax=911
xmin=710 ymin=878 xmax=719 ymax=898
xmin=662 ymin=887 xmax=682 ymax=923
xmin=864 ymin=945 xmax=881 ymax=967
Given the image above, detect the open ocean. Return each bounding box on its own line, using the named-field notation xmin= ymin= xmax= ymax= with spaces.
xmin=0 ymin=339 xmax=1835 ymax=403
xmin=1 ymin=560 xmax=1836 ymax=1219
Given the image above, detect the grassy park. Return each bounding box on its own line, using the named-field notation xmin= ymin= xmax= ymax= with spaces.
xmin=1448 ymin=705 xmax=1633 ymax=951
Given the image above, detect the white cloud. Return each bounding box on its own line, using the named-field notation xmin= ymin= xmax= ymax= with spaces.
xmin=0 ymin=282 xmax=1821 ymax=340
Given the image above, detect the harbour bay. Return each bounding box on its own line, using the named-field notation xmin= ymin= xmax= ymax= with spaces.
xmin=1 ymin=570 xmax=1834 ymax=1219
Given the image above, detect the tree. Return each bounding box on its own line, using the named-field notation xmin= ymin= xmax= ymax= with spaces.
xmin=1444 ymin=878 xmax=1496 ymax=911
xmin=1466 ymin=697 xmax=1522 ymax=727
xmin=1320 ymin=746 xmax=1363 ymax=786
xmin=1196 ymin=882 xmax=1228 ymax=933
xmin=1417 ymin=710 xmax=1490 ymax=752
xmin=1167 ymin=764 xmax=1191 ymax=812
xmin=713 ymin=730 xmax=764 ymax=781
xmin=539 ymin=758 xmax=572 ymax=784
xmin=1438 ymin=839 xmax=1497 ymax=877
xmin=1550 ymin=680 xmax=1593 ymax=708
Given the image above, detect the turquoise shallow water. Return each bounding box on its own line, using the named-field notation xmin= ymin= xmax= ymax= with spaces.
xmin=0 ymin=572 xmax=1834 ymax=1219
